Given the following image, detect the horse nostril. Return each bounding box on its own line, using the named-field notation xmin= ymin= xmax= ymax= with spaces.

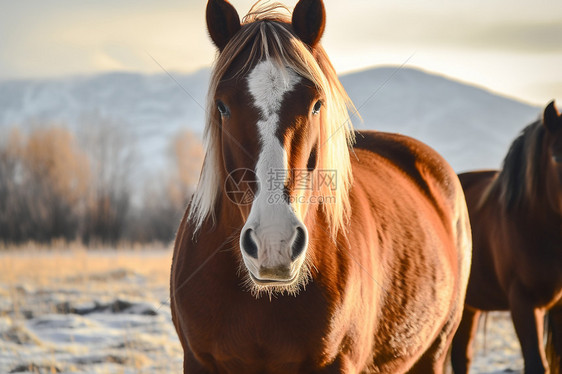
xmin=291 ymin=226 xmax=307 ymax=260
xmin=242 ymin=229 xmax=258 ymax=259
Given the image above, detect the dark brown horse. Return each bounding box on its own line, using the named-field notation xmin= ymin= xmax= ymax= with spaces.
xmin=451 ymin=101 xmax=562 ymax=374
xmin=171 ymin=1 xmax=472 ymax=372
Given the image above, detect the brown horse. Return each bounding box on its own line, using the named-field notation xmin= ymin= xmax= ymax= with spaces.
xmin=170 ymin=1 xmax=471 ymax=372
xmin=451 ymin=101 xmax=562 ymax=374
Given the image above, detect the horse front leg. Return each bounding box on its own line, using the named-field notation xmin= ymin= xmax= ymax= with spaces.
xmin=509 ymin=284 xmax=548 ymax=374
xmin=546 ymin=308 xmax=562 ymax=374
xmin=451 ymin=306 xmax=481 ymax=374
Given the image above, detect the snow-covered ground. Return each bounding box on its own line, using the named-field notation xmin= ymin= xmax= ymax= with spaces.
xmin=0 ymin=249 xmax=183 ymax=373
xmin=0 ymin=249 xmax=523 ymax=373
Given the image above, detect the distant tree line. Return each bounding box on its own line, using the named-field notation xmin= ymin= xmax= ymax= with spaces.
xmin=0 ymin=116 xmax=203 ymax=246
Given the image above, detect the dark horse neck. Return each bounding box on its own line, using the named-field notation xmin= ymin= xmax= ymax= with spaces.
xmin=507 ymin=197 xmax=562 ymax=244
xmin=527 ymin=172 xmax=562 ymax=233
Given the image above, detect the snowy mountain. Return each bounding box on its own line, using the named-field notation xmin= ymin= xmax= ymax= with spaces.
xmin=341 ymin=67 xmax=540 ymax=172
xmin=0 ymin=66 xmax=540 ymax=175
xmin=0 ymin=69 xmax=210 ymax=174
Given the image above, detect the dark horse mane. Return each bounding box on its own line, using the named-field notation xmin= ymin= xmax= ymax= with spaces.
xmin=485 ymin=118 xmax=545 ymax=211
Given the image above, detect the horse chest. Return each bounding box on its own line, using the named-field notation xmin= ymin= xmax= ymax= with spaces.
xmin=504 ymin=236 xmax=562 ymax=306
xmin=182 ymin=286 xmax=336 ymax=372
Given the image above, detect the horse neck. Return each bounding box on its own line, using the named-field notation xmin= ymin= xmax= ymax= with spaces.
xmin=543 ymin=162 xmax=562 ymax=223
xmin=303 ymin=204 xmax=348 ymax=285
xmin=215 ymin=194 xmax=246 ymax=237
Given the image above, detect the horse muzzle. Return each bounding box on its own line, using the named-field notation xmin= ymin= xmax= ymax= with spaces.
xmin=240 ymin=223 xmax=308 ymax=286
xmin=249 ymin=265 xmax=298 ymax=285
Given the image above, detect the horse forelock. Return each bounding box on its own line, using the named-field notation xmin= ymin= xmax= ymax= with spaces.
xmin=190 ymin=2 xmax=356 ymax=238
xmin=490 ymin=119 xmax=546 ymax=211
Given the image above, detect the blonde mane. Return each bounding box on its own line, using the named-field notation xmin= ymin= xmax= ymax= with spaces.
xmin=189 ymin=2 xmax=356 ymax=238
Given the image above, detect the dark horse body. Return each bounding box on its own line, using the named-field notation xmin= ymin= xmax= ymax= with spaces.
xmin=451 ymin=102 xmax=562 ymax=374
xmin=171 ymin=1 xmax=471 ymax=372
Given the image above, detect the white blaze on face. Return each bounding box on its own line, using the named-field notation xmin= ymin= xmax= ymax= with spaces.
xmin=242 ymin=59 xmax=305 ymax=274
xmin=247 ymin=59 xmax=300 ymax=183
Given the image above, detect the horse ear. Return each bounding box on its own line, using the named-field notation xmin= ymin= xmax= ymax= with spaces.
xmin=292 ymin=0 xmax=326 ymax=48
xmin=543 ymin=100 xmax=561 ymax=133
xmin=206 ymin=0 xmax=241 ymax=51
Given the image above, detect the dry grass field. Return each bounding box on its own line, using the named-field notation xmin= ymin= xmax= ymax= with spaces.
xmin=0 ymin=243 xmax=522 ymax=373
xmin=0 ymin=243 xmax=183 ymax=373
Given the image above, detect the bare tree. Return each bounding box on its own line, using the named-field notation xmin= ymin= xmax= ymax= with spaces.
xmin=0 ymin=129 xmax=24 ymax=242
xmin=127 ymin=129 xmax=203 ymax=243
xmin=0 ymin=119 xmax=203 ymax=245
xmin=168 ymin=129 xmax=203 ymax=206
xmin=78 ymin=112 xmax=137 ymax=244
xmin=0 ymin=126 xmax=90 ymax=243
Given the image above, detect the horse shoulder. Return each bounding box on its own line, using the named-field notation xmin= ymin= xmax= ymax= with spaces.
xmin=353 ymin=131 xmax=463 ymax=217
xmin=170 ymin=204 xmax=242 ymax=352
xmin=351 ymin=131 xmax=472 ymax=370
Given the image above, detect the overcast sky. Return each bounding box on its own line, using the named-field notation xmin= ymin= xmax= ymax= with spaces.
xmin=1 ymin=0 xmax=561 ymax=105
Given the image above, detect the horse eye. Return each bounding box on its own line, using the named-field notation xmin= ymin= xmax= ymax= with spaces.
xmin=312 ymin=100 xmax=322 ymax=115
xmin=217 ymin=101 xmax=229 ymax=117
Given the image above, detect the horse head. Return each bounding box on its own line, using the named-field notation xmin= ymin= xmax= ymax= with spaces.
xmin=199 ymin=0 xmax=353 ymax=295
